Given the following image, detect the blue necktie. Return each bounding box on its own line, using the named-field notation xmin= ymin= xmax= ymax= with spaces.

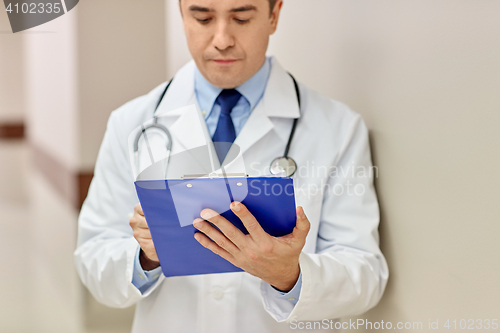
xmin=212 ymin=89 xmax=242 ymax=164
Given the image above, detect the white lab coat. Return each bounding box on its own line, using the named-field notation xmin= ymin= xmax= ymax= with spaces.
xmin=74 ymin=57 xmax=389 ymax=333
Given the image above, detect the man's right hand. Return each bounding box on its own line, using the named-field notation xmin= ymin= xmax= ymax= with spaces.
xmin=129 ymin=203 xmax=160 ymax=271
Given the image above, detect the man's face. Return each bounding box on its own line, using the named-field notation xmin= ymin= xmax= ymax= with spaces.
xmin=180 ymin=0 xmax=282 ymax=88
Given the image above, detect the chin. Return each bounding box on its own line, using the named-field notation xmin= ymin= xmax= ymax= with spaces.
xmin=207 ymin=71 xmax=245 ymax=89
xmin=199 ymin=60 xmax=248 ymax=88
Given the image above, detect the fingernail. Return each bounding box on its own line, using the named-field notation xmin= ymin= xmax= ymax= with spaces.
xmin=201 ymin=210 xmax=213 ymax=220
xmin=193 ymin=218 xmax=203 ymax=228
xmin=299 ymin=207 xmax=305 ymax=218
xmin=232 ymin=202 xmax=240 ymax=212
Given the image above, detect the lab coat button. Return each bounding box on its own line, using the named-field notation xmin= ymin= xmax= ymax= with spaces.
xmin=211 ymin=287 xmax=224 ymax=300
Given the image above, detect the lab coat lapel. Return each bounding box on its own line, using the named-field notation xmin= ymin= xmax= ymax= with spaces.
xmin=154 ymin=61 xmax=220 ymax=174
xmin=149 ymin=58 xmax=301 ymax=172
xmin=234 ymin=57 xmax=301 ymax=156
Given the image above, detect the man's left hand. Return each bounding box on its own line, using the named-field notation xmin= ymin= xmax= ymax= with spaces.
xmin=193 ymin=202 xmax=310 ymax=292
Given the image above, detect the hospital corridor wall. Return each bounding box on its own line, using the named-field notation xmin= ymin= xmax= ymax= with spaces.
xmin=0 ymin=1 xmax=167 ymax=332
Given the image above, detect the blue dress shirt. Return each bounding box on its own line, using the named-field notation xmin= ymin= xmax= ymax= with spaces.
xmin=132 ymin=56 xmax=302 ymax=306
xmin=196 ymin=56 xmax=271 ymax=138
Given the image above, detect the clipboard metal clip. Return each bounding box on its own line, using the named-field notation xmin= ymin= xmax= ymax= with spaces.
xmin=182 ymin=173 xmax=248 ymax=179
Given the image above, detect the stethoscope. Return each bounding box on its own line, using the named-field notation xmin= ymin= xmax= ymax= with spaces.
xmin=134 ymin=74 xmax=301 ymax=177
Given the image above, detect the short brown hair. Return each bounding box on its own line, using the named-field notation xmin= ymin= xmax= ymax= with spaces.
xmin=268 ymin=0 xmax=278 ymax=13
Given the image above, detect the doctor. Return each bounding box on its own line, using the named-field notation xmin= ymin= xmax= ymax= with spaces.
xmin=74 ymin=0 xmax=389 ymax=332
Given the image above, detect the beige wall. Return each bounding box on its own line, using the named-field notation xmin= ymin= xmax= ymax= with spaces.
xmin=166 ymin=0 xmax=500 ymax=327
xmin=24 ymin=1 xmax=167 ymax=172
xmin=24 ymin=9 xmax=80 ymax=170
xmin=0 ymin=10 xmax=25 ymax=122
xmin=268 ymin=0 xmax=500 ymax=328
xmin=77 ymin=0 xmax=167 ymax=171
xmin=166 ymin=0 xmax=192 ymax=78
xmin=20 ymin=2 xmax=167 ymax=331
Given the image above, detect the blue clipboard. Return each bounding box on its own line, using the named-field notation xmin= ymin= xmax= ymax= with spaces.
xmin=135 ymin=176 xmax=296 ymax=277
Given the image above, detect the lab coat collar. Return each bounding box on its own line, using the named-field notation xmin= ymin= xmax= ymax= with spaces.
xmin=194 ymin=57 xmax=271 ymax=118
xmin=263 ymin=56 xmax=301 ymax=119
xmin=156 ymin=56 xmax=300 ymax=119
xmin=153 ymin=56 xmax=300 ymax=164
xmin=233 ymin=56 xmax=301 ymax=154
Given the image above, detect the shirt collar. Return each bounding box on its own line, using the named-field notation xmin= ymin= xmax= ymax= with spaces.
xmin=194 ymin=57 xmax=271 ymax=116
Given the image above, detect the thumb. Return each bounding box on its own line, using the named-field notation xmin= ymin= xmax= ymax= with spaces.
xmin=292 ymin=206 xmax=310 ymax=240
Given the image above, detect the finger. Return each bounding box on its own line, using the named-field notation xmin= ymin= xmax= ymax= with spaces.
xmin=130 ymin=215 xmax=150 ymax=230
xmin=137 ymin=238 xmax=154 ymax=249
xmin=194 ymin=232 xmax=236 ymax=265
xmin=230 ymin=202 xmax=268 ymax=244
xmin=140 ymin=243 xmax=159 ymax=262
xmin=136 ymin=216 xmax=150 ymax=229
xmin=193 ymin=218 xmax=241 ymax=255
xmin=133 ymin=228 xmax=153 ymax=241
xmin=143 ymin=251 xmax=159 ymax=263
xmin=292 ymin=206 xmax=311 ymax=240
xmin=199 ymin=209 xmax=247 ymax=249
xmin=136 ymin=232 xmax=153 ymax=240
xmin=134 ymin=203 xmax=144 ymax=216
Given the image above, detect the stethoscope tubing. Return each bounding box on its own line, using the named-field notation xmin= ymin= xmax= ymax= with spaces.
xmin=284 ymin=74 xmax=301 ymax=159
xmin=134 ymin=73 xmax=301 ymax=176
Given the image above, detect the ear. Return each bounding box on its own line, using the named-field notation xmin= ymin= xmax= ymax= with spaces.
xmin=269 ymin=0 xmax=284 ymax=35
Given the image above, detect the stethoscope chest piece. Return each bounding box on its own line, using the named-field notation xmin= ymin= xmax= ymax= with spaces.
xmin=270 ymin=156 xmax=297 ymax=177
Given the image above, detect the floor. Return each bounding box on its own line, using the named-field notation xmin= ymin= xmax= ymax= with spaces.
xmin=0 ymin=140 xmax=134 ymax=333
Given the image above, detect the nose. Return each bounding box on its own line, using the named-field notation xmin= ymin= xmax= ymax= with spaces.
xmin=212 ymin=21 xmax=234 ymax=51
